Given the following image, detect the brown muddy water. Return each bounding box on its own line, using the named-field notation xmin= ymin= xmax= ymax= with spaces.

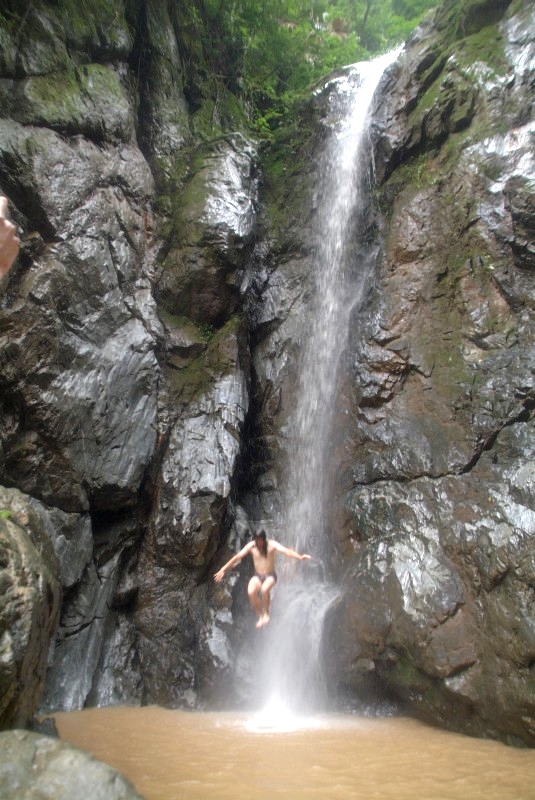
xmin=54 ymin=705 xmax=535 ymax=800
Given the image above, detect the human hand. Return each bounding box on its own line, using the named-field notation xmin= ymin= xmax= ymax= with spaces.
xmin=213 ymin=568 xmax=226 ymax=583
xmin=300 ymin=554 xmax=312 ymax=561
xmin=0 ymin=197 xmax=20 ymax=276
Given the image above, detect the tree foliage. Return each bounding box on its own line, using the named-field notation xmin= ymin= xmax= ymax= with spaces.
xmin=179 ymin=0 xmax=439 ymax=134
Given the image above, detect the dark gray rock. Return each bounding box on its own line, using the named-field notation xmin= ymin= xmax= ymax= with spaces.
xmin=0 ymin=486 xmax=91 ymax=589
xmin=0 ymin=494 xmax=61 ymax=730
xmin=119 ymin=125 xmax=259 ymax=708
xmin=0 ymin=2 xmax=259 ymax=715
xmin=42 ymin=557 xmax=122 ymax=712
xmin=132 ymin=316 xmax=252 ymax=706
xmin=331 ymin=420 xmax=535 ymax=745
xmin=0 ymin=121 xmax=159 ymax=514
xmin=0 ymin=730 xmax=144 ymax=800
xmin=0 ymin=65 xmax=135 ymax=143
xmin=156 ymin=134 xmax=259 ymax=326
xmin=133 ymin=0 xmax=191 ymax=187
xmin=40 ymin=511 xmax=143 ymax=713
xmin=86 ymin=613 xmax=142 ymax=708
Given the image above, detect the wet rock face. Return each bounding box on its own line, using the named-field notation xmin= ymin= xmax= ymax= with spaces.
xmin=0 ymin=730 xmax=144 ymax=800
xmin=0 ymin=488 xmax=61 ymax=730
xmin=330 ymin=424 xmax=535 ymax=744
xmin=156 ymin=135 xmax=258 ymax=326
xmin=0 ymin=0 xmax=164 ymax=715
xmin=0 ymin=122 xmax=159 ymax=513
xmin=0 ymin=1 xmax=257 ymax=714
xmin=129 ymin=127 xmax=257 ymax=710
xmin=325 ymin=0 xmax=535 ymax=745
xmin=133 ymin=322 xmax=252 ymax=708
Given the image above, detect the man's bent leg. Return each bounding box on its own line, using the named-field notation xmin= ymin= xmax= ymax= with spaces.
xmin=247 ymin=576 xmax=264 ymax=627
xmin=260 ymin=575 xmax=276 ymax=626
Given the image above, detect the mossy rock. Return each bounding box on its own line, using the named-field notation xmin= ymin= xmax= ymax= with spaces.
xmin=3 ymin=64 xmax=133 ymax=142
xmin=435 ymin=0 xmax=513 ymax=41
xmin=166 ymin=315 xmax=245 ymax=406
xmin=0 ymin=0 xmax=132 ymax=77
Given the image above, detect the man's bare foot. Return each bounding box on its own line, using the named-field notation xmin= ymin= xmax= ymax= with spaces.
xmin=256 ymin=616 xmax=264 ymax=628
xmin=262 ymin=612 xmax=270 ymax=626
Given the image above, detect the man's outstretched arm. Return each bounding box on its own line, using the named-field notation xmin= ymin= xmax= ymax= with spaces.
xmin=272 ymin=541 xmax=311 ymax=561
xmin=214 ymin=541 xmax=254 ymax=582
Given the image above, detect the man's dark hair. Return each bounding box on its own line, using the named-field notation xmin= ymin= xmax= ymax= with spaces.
xmin=254 ymin=528 xmax=268 ymax=557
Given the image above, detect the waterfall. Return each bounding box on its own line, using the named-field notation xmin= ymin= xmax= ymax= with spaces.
xmin=253 ymin=50 xmax=400 ymax=718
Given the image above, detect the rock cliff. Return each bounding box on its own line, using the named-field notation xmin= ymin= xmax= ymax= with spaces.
xmin=0 ymin=0 xmax=534 ymax=748
xmin=328 ymin=0 xmax=535 ymax=746
xmin=0 ymin=0 xmax=256 ymax=719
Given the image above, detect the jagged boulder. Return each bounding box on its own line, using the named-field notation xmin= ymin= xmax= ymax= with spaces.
xmin=0 ymin=730 xmax=144 ymax=800
xmin=156 ymin=133 xmax=258 ymax=326
xmin=0 ymin=489 xmax=61 ymax=730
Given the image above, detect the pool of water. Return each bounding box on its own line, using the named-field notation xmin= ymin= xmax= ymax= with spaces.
xmin=54 ymin=706 xmax=535 ymax=800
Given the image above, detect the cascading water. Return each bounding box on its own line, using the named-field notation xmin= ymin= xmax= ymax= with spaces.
xmin=253 ymin=50 xmax=401 ymax=719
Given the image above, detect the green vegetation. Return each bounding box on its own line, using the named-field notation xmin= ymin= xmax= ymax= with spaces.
xmin=435 ymin=0 xmax=512 ymax=43
xmin=179 ymin=0 xmax=440 ymax=136
xmin=167 ymin=314 xmax=243 ymax=404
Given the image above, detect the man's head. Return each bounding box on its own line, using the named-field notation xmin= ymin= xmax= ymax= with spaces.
xmin=254 ymin=528 xmax=268 ymax=556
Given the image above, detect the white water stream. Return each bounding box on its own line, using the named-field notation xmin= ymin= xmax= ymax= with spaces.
xmin=254 ymin=51 xmax=400 ymax=717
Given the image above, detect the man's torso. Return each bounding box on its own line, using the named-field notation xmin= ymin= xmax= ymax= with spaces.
xmin=251 ymin=541 xmax=276 ymax=574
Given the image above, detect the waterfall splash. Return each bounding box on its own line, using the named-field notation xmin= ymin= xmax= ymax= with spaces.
xmin=253 ymin=50 xmax=400 ymax=721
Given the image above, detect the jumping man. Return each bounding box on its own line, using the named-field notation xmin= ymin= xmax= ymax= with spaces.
xmin=213 ymin=529 xmax=311 ymax=628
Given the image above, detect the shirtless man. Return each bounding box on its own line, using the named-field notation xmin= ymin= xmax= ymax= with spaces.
xmin=214 ymin=529 xmax=311 ymax=628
